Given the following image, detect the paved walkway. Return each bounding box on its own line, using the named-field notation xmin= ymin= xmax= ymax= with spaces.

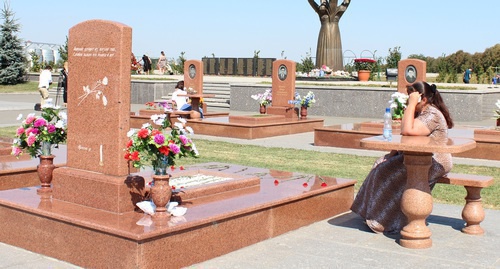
xmin=0 ymin=83 xmax=499 ymax=268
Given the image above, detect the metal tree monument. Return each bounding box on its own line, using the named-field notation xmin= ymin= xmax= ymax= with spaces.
xmin=308 ymin=0 xmax=351 ymax=71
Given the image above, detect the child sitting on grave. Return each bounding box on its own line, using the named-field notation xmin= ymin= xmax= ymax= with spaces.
xmin=171 ymin=80 xmax=203 ymax=118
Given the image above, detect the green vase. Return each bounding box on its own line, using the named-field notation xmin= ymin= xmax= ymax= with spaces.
xmin=41 ymin=141 xmax=52 ymax=156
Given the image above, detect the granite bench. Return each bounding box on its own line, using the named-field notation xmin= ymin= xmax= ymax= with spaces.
xmin=436 ymin=172 xmax=494 ymax=235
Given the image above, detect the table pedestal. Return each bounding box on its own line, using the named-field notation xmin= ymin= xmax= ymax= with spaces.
xmin=400 ymin=152 xmax=433 ymax=249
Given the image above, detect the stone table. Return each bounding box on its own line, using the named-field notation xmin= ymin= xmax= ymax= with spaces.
xmin=360 ymin=135 xmax=476 ymax=249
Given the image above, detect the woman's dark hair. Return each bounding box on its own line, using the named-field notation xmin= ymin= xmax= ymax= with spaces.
xmin=406 ymin=81 xmax=454 ymax=128
xmin=175 ymin=80 xmax=184 ymax=89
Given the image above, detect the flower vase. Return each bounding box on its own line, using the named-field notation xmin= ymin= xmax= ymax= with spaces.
xmin=151 ymin=174 xmax=172 ymax=222
xmin=300 ymin=106 xmax=308 ymax=119
xmin=259 ymin=105 xmax=266 ymax=114
xmin=358 ymin=70 xmax=371 ymax=81
xmin=37 ymin=143 xmax=55 ymax=193
xmin=150 ymin=156 xmax=172 ymax=222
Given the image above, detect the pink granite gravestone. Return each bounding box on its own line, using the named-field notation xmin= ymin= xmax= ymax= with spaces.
xmin=397 ymin=59 xmax=427 ymax=93
xmin=52 ymin=20 xmax=135 ymax=213
xmin=267 ymin=59 xmax=297 ymax=118
xmin=184 ymin=60 xmax=203 ymax=94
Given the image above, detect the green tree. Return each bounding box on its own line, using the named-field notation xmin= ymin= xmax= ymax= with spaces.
xmin=28 ymin=51 xmax=41 ymax=72
xmin=0 ymin=1 xmax=27 ymax=84
xmin=385 ymin=46 xmax=401 ymax=68
xmin=171 ymin=51 xmax=186 ymax=75
xmin=57 ymin=36 xmax=68 ymax=65
xmin=296 ymin=48 xmax=315 ymax=73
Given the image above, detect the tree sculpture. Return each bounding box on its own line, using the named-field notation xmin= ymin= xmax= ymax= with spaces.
xmin=308 ymin=0 xmax=351 ymax=71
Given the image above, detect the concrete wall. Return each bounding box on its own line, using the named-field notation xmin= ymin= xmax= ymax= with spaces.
xmin=28 ymin=72 xmax=498 ymax=122
xmin=230 ymin=84 xmax=500 ymax=122
xmin=130 ymin=80 xmax=176 ymax=104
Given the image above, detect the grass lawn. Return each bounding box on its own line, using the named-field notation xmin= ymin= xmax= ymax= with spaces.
xmin=1 ymin=127 xmax=498 ymax=209
xmin=0 ymin=81 xmax=38 ymax=93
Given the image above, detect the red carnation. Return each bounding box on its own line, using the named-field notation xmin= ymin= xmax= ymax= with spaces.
xmin=302 ymin=182 xmax=308 ymax=188
xmin=321 ymin=182 xmax=327 ymax=187
xmin=274 ymin=179 xmax=279 ymax=186
xmin=131 ymin=151 xmax=140 ymax=161
xmin=137 ymin=129 xmax=149 ymax=139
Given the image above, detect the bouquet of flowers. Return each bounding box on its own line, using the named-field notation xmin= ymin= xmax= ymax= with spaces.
xmin=354 ymin=58 xmax=376 ymax=71
xmin=389 ymin=92 xmax=408 ymax=120
xmin=11 ymin=102 xmax=67 ymax=158
xmin=251 ymin=89 xmax=272 ymax=106
xmin=145 ymin=102 xmax=157 ymax=110
xmin=124 ymin=114 xmax=198 ymax=172
xmin=289 ymin=91 xmax=316 ymax=108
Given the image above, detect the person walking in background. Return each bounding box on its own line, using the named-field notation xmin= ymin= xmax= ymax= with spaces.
xmin=463 ymin=68 xmax=472 ymax=83
xmin=38 ymin=65 xmax=53 ymax=108
xmin=157 ymin=51 xmax=167 ymax=74
xmin=351 ymin=81 xmax=454 ymax=234
xmin=60 ymin=61 xmax=69 ymax=107
xmin=140 ymin=54 xmax=152 ymax=75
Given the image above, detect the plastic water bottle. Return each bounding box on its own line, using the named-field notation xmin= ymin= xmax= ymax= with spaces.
xmin=383 ymin=107 xmax=392 ymax=141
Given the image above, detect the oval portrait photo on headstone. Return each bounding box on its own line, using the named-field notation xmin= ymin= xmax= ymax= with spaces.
xmin=405 ymin=65 xmax=417 ymax=83
xmin=278 ymin=64 xmax=288 ymax=81
xmin=189 ymin=64 xmax=196 ymax=79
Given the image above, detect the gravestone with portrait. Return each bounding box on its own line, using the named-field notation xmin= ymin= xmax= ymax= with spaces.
xmin=184 ymin=59 xmax=204 ymax=94
xmin=397 ymin=59 xmax=427 ymax=93
xmin=52 ymin=19 xmax=138 ymax=213
xmin=266 ymin=59 xmax=298 ymax=118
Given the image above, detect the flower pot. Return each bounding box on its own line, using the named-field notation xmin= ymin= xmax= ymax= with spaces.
xmin=300 ymin=106 xmax=308 ymax=119
xmin=358 ymin=70 xmax=371 ymax=81
xmin=37 ymin=154 xmax=55 ymax=193
xmin=259 ymin=105 xmax=266 ymax=114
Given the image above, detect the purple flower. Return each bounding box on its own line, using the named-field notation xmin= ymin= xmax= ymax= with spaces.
xmin=33 ymin=118 xmax=47 ymax=128
xmin=153 ymin=133 xmax=165 ymax=145
xmin=169 ymin=143 xmax=180 ymax=154
xmin=179 ymin=135 xmax=188 ymax=145
xmin=47 ymin=124 xmax=56 ymax=133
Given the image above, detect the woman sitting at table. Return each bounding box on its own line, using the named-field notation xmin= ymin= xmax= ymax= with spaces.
xmin=351 ymin=81 xmax=454 ymax=234
xmin=171 ymin=80 xmax=203 ymax=118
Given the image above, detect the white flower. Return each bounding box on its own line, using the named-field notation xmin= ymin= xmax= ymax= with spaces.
xmin=141 ymin=123 xmax=151 ymax=129
xmin=102 ymin=77 xmax=108 ymax=86
xmin=150 ymin=114 xmax=166 ymax=125
xmin=185 ymin=126 xmax=194 ymax=135
xmin=54 ymin=120 xmax=65 ymax=129
xmin=58 ymin=111 xmax=67 ymax=120
xmin=174 ymin=122 xmax=184 ymax=130
xmin=496 ymin=99 xmax=500 ymax=109
xmin=16 ymin=114 xmax=22 ymax=120
xmin=127 ymin=129 xmax=136 ymax=137
xmin=177 ymin=117 xmax=187 ymax=124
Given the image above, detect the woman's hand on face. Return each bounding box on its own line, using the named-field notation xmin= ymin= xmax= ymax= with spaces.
xmin=407 ymin=92 xmax=421 ymax=107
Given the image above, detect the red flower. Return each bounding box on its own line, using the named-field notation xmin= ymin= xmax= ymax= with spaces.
xmin=180 ymin=166 xmax=185 ymax=170
xmin=124 ymin=152 xmax=130 ymax=160
xmin=170 ymin=165 xmax=175 ymax=171
xmin=321 ymin=182 xmax=327 ymax=187
xmin=126 ymin=140 xmax=133 ymax=148
xmin=274 ymin=179 xmax=279 ymax=186
xmin=302 ymin=182 xmax=308 ymax=188
xmin=151 ymin=129 xmax=161 ymax=136
xmin=130 ymin=151 xmax=140 ymax=161
xmin=137 ymin=128 xmax=149 ymax=139
xmin=171 ymin=186 xmax=176 ymax=190
xmin=158 ymin=146 xmax=170 ymax=155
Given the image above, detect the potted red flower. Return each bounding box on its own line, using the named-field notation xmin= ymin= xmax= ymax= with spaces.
xmin=354 ymin=58 xmax=376 ymax=81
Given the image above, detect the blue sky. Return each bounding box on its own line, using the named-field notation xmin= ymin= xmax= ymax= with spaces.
xmin=8 ymin=0 xmax=499 ymax=65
